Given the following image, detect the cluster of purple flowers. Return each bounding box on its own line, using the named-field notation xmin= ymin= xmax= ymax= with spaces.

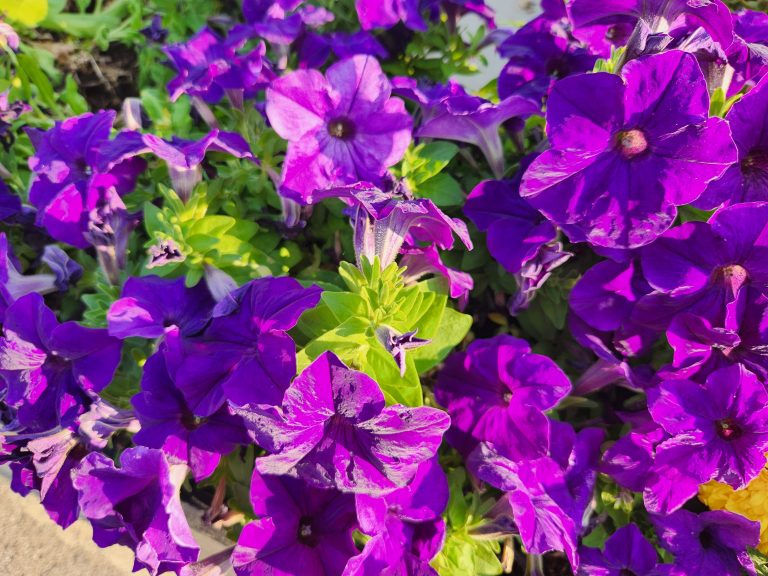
xmin=2 ymin=0 xmax=768 ymax=574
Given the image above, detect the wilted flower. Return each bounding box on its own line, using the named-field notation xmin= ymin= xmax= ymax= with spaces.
xmin=234 ymin=351 xmax=450 ymax=495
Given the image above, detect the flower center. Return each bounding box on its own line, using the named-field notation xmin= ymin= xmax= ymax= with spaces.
xmin=741 ymin=149 xmax=768 ymax=174
xmin=327 ymin=117 xmax=356 ymax=140
xmin=502 ymin=391 xmax=513 ymax=404
xmin=716 ymin=418 xmax=742 ymax=441
xmin=714 ymin=264 xmax=749 ymax=295
xmin=617 ymin=129 xmax=648 ymax=158
xmin=297 ymin=517 xmax=318 ymax=546
xmin=619 ymin=570 xmax=638 ymax=576
xmin=699 ymin=528 xmax=715 ymax=549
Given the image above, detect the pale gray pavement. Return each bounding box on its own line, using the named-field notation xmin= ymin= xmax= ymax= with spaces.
xmin=0 ymin=1 xmax=535 ymax=574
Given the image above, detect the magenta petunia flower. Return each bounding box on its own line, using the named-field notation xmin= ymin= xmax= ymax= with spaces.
xmin=434 ymin=335 xmax=571 ymax=457
xmin=72 ymin=447 xmax=199 ymax=576
xmin=644 ymin=364 xmax=768 ymax=514
xmin=233 ymin=351 xmax=450 ymax=496
xmin=231 ymin=469 xmax=358 ymax=576
xmin=265 ymin=55 xmax=412 ymax=203
xmin=520 ymin=50 xmax=737 ymax=249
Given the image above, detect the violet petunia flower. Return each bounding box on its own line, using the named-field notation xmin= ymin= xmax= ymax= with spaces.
xmin=140 ymin=14 xmax=168 ymax=44
xmin=464 ymin=174 xmax=557 ymax=276
xmin=644 ymin=364 xmax=768 ymax=514
xmin=728 ymin=9 xmax=768 ymax=95
xmin=633 ymin=202 xmax=768 ymax=330
xmin=469 ymin=424 xmax=604 ymax=569
xmin=0 ymin=293 xmax=121 ymax=430
xmin=72 ymin=447 xmax=199 ymax=576
xmin=40 ymin=245 xmax=83 ymax=292
xmin=355 ymin=0 xmax=426 ymax=31
xmin=0 ymin=180 xmax=21 ymax=220
xmin=577 ymin=523 xmax=665 ymax=576
xmin=27 ymin=112 xmax=146 ymax=235
xmin=107 ymin=129 xmax=256 ymax=202
xmin=695 ymin=75 xmax=768 ymax=209
xmin=653 ymin=509 xmax=759 ymax=576
xmin=107 ymin=275 xmax=215 ymax=339
xmin=132 ymin=343 xmax=248 ymax=481
xmin=0 ymin=233 xmax=58 ymax=321
xmin=172 ymin=277 xmax=321 ymax=416
xmin=231 ymin=469 xmax=358 ymax=576
xmin=375 ymin=326 xmax=431 ymax=377
xmin=233 ymin=351 xmax=450 ymax=496
xmin=507 ymin=240 xmax=572 ymax=315
xmin=265 ymin=55 xmax=412 ymax=203
xmin=520 ymin=50 xmax=737 ymax=249
xmin=417 ymin=94 xmax=540 ymax=179
xmin=497 ymin=15 xmax=598 ymax=103
xmin=434 ymin=335 xmax=571 ymax=457
xmin=165 ymin=26 xmax=273 ymax=105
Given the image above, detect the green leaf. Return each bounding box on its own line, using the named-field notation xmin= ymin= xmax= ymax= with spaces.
xmin=749 ymin=548 xmax=768 ymax=576
xmin=365 ymin=344 xmax=423 ymax=406
xmin=403 ymin=141 xmax=459 ymax=186
xmin=16 ymin=54 xmax=57 ymax=110
xmin=322 ymin=291 xmax=369 ymax=323
xmin=412 ymin=307 xmax=472 ymax=373
xmin=414 ymin=173 xmax=465 ymax=207
xmin=187 ymin=215 xmax=236 ymax=237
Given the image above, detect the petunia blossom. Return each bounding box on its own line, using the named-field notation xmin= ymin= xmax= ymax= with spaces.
xmin=72 ymin=447 xmax=199 ymax=576
xmin=577 ymin=523 xmax=667 ymax=576
xmin=520 ymin=50 xmax=737 ymax=249
xmin=434 ymin=334 xmax=571 ymax=457
xmin=644 ymin=364 xmax=768 ymax=514
xmin=231 ymin=469 xmax=358 ymax=576
xmin=354 ymin=0 xmax=426 ymax=31
xmin=233 ymin=351 xmax=450 ymax=495
xmin=107 ymin=275 xmax=216 ymax=340
xmin=266 ymin=55 xmax=412 ymax=203
xmin=172 ymin=277 xmax=322 ymax=416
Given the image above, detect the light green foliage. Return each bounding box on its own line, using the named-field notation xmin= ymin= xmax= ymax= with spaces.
xmin=432 ymin=468 xmax=504 ymax=576
xmin=294 ymin=258 xmax=471 ymax=406
xmin=402 ymin=142 xmax=464 ymax=207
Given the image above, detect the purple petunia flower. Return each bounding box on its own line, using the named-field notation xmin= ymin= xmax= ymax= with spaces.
xmin=72 ymin=447 xmax=199 ymax=576
xmin=355 ymin=0 xmax=425 ymax=31
xmin=695 ymin=75 xmax=768 ymax=209
xmin=399 ymin=243 xmax=474 ymax=308
xmin=107 ymin=275 xmax=216 ymax=339
xmin=105 ymin=129 xmax=256 ymax=202
xmin=520 ymin=50 xmax=737 ymax=249
xmin=644 ymin=364 xmax=768 ymax=514
xmin=508 ymin=240 xmax=573 ymax=315
xmin=634 ymin=202 xmax=768 ymax=330
xmin=265 ymin=55 xmax=412 ymax=203
xmin=347 ymin=457 xmax=447 ymax=575
xmin=464 ymin=173 xmax=557 ymax=276
xmin=577 ymin=523 xmax=666 ymax=576
xmin=165 ymin=26 xmax=273 ymax=105
xmin=233 ymin=351 xmax=450 ymax=496
xmin=132 ymin=342 xmax=248 ymax=481
xmin=172 ymin=277 xmax=321 ymax=416
xmin=374 ymin=326 xmax=431 ymax=378
xmin=0 ymin=293 xmax=121 ymax=430
xmin=417 ymin=94 xmax=540 ymax=179
xmin=434 ymin=335 xmax=571 ymax=457
xmin=469 ymin=423 xmax=604 ymax=569
xmin=497 ymin=15 xmax=598 ymax=103
xmin=0 ymin=91 xmax=30 ymax=149
xmin=653 ymin=509 xmax=759 ymax=576
xmin=140 ymin=14 xmax=168 ymax=44
xmin=600 ymin=413 xmax=666 ymax=494
xmin=0 ymin=233 xmax=58 ymax=321
xmin=728 ymin=9 xmax=768 ymax=95
xmin=231 ymin=469 xmax=358 ymax=576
